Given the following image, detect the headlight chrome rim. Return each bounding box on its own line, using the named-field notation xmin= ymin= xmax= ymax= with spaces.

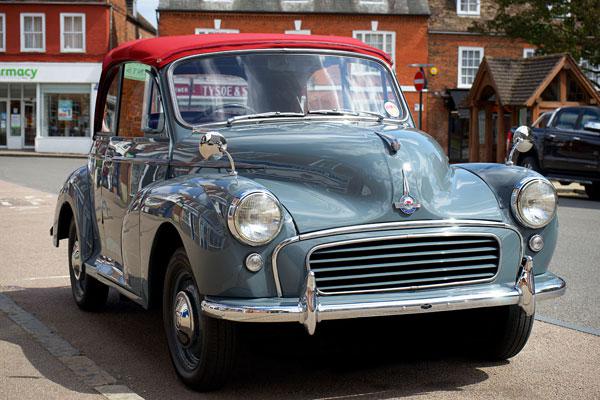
xmin=227 ymin=191 xmax=283 ymax=246
xmin=511 ymin=177 xmax=557 ymax=229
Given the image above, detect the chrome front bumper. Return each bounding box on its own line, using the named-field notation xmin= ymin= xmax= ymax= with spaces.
xmin=201 ymin=257 xmax=566 ymax=335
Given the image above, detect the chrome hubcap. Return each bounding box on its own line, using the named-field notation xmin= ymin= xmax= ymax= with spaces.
xmin=71 ymin=241 xmax=83 ymax=280
xmin=174 ymin=291 xmax=195 ymax=346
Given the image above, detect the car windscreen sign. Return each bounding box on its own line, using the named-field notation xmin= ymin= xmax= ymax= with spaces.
xmin=124 ymin=63 xmax=151 ymax=81
xmin=58 ymin=100 xmax=73 ymax=121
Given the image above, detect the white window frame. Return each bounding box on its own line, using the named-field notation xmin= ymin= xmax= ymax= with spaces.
xmin=20 ymin=13 xmax=46 ymax=52
xmin=60 ymin=13 xmax=86 ymax=53
xmin=195 ymin=28 xmax=239 ymax=34
xmin=457 ymin=46 xmax=484 ymax=89
xmin=0 ymin=14 xmax=5 ymax=52
xmin=352 ymin=30 xmax=396 ymax=65
xmin=523 ymin=48 xmax=536 ymax=58
xmin=456 ymin=0 xmax=480 ymax=16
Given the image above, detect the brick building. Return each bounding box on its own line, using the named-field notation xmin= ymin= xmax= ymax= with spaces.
xmin=0 ymin=0 xmax=155 ymax=153
xmin=157 ymin=0 xmax=430 ymax=127
xmin=426 ymin=0 xmax=531 ymax=162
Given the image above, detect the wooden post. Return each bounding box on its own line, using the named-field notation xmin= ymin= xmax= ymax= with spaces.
xmin=469 ymin=105 xmax=479 ymax=162
xmin=496 ymin=103 xmax=505 ymax=163
xmin=559 ymin=70 xmax=567 ymax=102
xmin=485 ymin=105 xmax=493 ymax=162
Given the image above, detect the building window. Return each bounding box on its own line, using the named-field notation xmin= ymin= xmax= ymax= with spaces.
xmin=285 ymin=20 xmax=310 ymax=35
xmin=0 ymin=14 xmax=5 ymax=52
xmin=457 ymin=0 xmax=480 ymax=16
xmin=60 ymin=13 xmax=85 ymax=53
xmin=353 ymin=30 xmax=395 ymax=65
xmin=21 ymin=13 xmax=45 ymax=52
xmin=580 ymin=59 xmax=600 ymax=89
xmin=523 ymin=48 xmax=536 ymax=58
xmin=458 ymin=46 xmax=483 ymax=88
xmin=195 ymin=19 xmax=238 ymax=34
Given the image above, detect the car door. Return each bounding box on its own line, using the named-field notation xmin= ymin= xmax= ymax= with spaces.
xmin=98 ymin=62 xmax=170 ymax=293
xmin=574 ymin=108 xmax=600 ymax=177
xmin=543 ymin=108 xmax=581 ymax=173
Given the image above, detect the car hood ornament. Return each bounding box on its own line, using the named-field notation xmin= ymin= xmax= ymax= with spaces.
xmin=394 ymin=168 xmax=421 ymax=215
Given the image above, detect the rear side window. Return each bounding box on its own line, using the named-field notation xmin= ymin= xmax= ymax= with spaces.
xmin=117 ymin=62 xmax=165 ymax=138
xmin=554 ymin=109 xmax=580 ymax=130
xmin=579 ymin=109 xmax=600 ymax=129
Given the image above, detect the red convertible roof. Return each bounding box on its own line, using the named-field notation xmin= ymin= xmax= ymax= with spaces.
xmin=103 ymin=34 xmax=393 ymax=69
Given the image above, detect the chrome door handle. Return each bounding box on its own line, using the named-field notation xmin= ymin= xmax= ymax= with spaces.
xmin=548 ymin=134 xmax=556 ymax=139
xmin=573 ymin=136 xmax=581 ymax=141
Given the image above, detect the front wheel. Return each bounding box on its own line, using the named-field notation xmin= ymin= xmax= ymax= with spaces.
xmin=68 ymin=219 xmax=108 ymax=311
xmin=163 ymin=248 xmax=237 ymax=391
xmin=475 ymin=305 xmax=534 ymax=360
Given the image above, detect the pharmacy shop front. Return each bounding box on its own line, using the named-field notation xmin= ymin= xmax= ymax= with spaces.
xmin=0 ymin=62 xmax=100 ymax=154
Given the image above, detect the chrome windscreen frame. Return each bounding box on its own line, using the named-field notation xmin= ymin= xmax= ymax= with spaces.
xmin=165 ymin=48 xmax=413 ymax=130
xmin=271 ymin=219 xmax=525 ymax=297
xmin=305 ymin=232 xmax=503 ymax=296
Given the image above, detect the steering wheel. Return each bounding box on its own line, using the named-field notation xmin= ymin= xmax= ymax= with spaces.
xmin=209 ymin=103 xmax=256 ymax=117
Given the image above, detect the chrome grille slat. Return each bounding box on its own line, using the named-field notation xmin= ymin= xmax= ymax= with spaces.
xmin=318 ymin=272 xmax=497 ymax=291
xmin=308 ymin=234 xmax=501 ymax=295
xmin=310 ymin=246 xmax=498 ymax=264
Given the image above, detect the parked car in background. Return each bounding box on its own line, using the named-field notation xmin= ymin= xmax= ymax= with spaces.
xmin=508 ymin=106 xmax=600 ymax=199
xmin=51 ymin=34 xmax=565 ymax=391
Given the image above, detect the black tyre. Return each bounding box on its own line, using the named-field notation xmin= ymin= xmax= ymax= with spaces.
xmin=163 ymin=248 xmax=236 ymax=391
xmin=584 ymin=183 xmax=600 ymax=201
xmin=476 ymin=305 xmax=534 ymax=360
xmin=519 ymin=155 xmax=539 ymax=172
xmin=68 ymin=219 xmax=109 ymax=311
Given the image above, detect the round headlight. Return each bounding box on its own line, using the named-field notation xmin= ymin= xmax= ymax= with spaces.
xmin=228 ymin=192 xmax=283 ymax=246
xmin=511 ymin=178 xmax=557 ymax=228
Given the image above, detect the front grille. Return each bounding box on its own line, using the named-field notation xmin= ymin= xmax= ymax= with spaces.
xmin=308 ymin=234 xmax=500 ymax=295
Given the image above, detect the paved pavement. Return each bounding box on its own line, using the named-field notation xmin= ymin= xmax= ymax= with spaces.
xmin=0 ymin=157 xmax=599 ymax=399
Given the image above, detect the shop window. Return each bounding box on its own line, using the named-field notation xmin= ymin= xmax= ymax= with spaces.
xmin=0 ymin=14 xmax=5 ymax=52
xmin=43 ymin=85 xmax=90 ymax=137
xmin=458 ymin=47 xmax=483 ymax=88
xmin=353 ymin=30 xmax=395 ymax=65
xmin=60 ymin=13 xmax=85 ymax=53
xmin=21 ymin=13 xmax=45 ymax=52
xmin=457 ymin=0 xmax=480 ymax=16
xmin=118 ymin=62 xmax=164 ymax=138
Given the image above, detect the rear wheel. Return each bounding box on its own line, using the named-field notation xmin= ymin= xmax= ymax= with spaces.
xmin=163 ymin=248 xmax=237 ymax=391
xmin=68 ymin=219 xmax=108 ymax=311
xmin=584 ymin=183 xmax=600 ymax=201
xmin=475 ymin=305 xmax=534 ymax=360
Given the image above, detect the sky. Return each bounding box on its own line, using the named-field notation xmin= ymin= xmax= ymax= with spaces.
xmin=136 ymin=0 xmax=160 ymax=28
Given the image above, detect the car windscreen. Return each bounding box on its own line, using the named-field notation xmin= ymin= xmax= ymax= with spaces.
xmin=169 ymin=52 xmax=404 ymax=125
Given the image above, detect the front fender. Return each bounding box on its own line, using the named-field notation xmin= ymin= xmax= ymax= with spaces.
xmin=52 ymin=164 xmax=97 ymax=262
xmin=456 ymin=163 xmax=558 ymax=275
xmin=136 ymin=173 xmax=297 ymax=300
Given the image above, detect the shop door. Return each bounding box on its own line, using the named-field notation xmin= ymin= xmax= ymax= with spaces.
xmin=0 ymin=102 xmax=7 ymax=146
xmin=24 ymin=101 xmax=36 ymax=147
xmin=7 ymin=100 xmax=22 ymax=149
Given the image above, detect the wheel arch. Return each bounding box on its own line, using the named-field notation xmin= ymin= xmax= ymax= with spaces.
xmin=56 ymin=202 xmax=75 ymax=241
xmin=147 ymin=221 xmax=185 ymax=310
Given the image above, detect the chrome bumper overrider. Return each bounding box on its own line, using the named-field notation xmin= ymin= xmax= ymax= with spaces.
xmin=201 ymin=258 xmax=566 ymax=335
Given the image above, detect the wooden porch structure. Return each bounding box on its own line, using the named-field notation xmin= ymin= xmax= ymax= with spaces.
xmin=467 ymin=54 xmax=600 ymax=162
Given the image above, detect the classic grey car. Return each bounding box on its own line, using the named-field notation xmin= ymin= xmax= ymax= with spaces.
xmin=51 ymin=34 xmax=566 ymax=390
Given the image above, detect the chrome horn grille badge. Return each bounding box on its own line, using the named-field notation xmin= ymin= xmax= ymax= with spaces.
xmin=394 ymin=168 xmax=421 ymax=215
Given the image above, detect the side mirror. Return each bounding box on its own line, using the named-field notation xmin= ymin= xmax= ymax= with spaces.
xmin=506 ymin=125 xmax=533 ymax=166
xmin=583 ymin=120 xmax=600 ymax=133
xmin=198 ymin=131 xmax=237 ymax=175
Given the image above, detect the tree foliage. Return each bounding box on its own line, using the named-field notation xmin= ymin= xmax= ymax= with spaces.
xmin=473 ymin=0 xmax=600 ymax=73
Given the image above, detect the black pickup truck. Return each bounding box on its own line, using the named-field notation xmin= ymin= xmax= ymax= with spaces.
xmin=511 ymin=106 xmax=600 ymax=200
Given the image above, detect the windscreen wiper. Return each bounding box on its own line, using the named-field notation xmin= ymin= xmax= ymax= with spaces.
xmin=306 ymin=109 xmax=385 ymax=122
xmin=227 ymin=112 xmax=305 ymax=126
